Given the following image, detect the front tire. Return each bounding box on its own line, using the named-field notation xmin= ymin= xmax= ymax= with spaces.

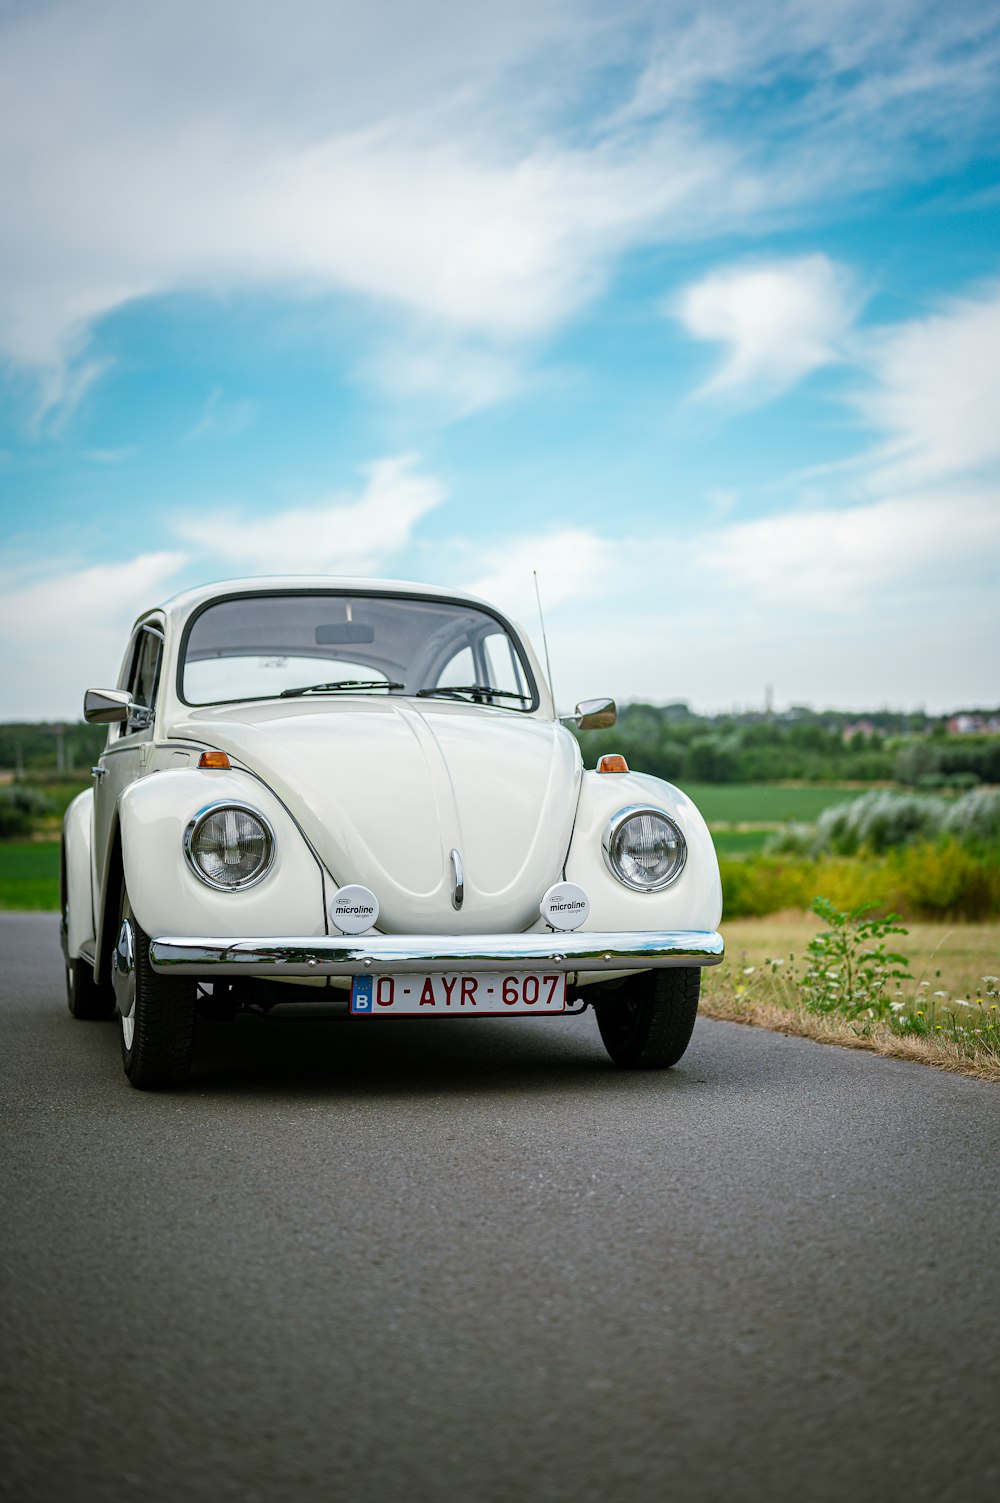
xmin=114 ymin=891 xmax=196 ymax=1089
xmin=595 ymin=967 xmax=701 ymax=1069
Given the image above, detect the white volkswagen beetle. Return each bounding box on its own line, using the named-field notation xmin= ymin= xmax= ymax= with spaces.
xmin=61 ymin=578 xmax=724 ymax=1088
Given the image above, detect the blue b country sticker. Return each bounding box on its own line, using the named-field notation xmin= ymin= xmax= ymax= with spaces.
xmin=351 ymin=975 xmax=374 ymax=1014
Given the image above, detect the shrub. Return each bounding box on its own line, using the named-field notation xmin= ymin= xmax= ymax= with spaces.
xmin=815 ymin=789 xmax=948 ymax=855
xmin=763 ymin=822 xmax=817 ymax=856
xmin=721 ymin=842 xmax=1000 ymax=921
xmin=885 ymin=838 xmax=1000 ymax=921
xmin=941 ymin=788 xmax=1000 ymax=846
xmin=0 ymin=785 xmax=54 ymax=838
xmin=719 ymin=856 xmax=815 ymax=916
xmin=896 ymin=735 xmax=1000 ymax=786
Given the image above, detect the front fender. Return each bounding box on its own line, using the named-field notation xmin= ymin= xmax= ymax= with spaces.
xmin=62 ymin=788 xmax=96 ymax=959
xmin=564 ymin=770 xmax=722 ymax=932
xmin=118 ymin=768 xmax=329 ymax=940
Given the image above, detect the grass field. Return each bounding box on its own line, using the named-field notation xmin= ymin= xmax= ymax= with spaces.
xmin=711 ymin=829 xmax=770 ymax=856
xmin=681 ymin=782 xmax=868 ymax=827
xmin=0 ymin=841 xmax=59 ymax=910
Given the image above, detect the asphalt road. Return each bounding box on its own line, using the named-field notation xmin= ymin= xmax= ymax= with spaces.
xmin=1 ymin=912 xmax=998 ymax=1503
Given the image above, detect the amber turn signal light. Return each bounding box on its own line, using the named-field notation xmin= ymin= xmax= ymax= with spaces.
xmin=597 ymin=753 xmax=629 ymax=774
xmin=198 ymin=751 xmax=231 ymax=770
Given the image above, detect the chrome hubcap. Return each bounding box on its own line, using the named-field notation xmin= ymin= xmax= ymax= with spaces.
xmin=112 ymin=918 xmax=136 ymax=1049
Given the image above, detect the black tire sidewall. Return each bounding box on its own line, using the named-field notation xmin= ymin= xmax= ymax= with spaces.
xmin=66 ymin=955 xmax=115 ymax=1021
xmin=119 ymin=893 xmax=196 ymax=1089
xmin=595 ymin=967 xmax=701 ymax=1069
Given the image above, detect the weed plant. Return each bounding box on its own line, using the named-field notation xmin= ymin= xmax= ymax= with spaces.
xmin=707 ymin=897 xmax=1000 ymax=1072
xmin=797 ymin=898 xmax=911 ymax=1017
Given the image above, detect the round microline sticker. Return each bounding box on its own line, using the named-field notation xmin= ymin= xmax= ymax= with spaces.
xmin=540 ymin=882 xmax=590 ymax=932
xmin=331 ymin=885 xmax=380 ymax=935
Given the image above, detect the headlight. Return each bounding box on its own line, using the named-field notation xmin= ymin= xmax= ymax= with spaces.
xmin=602 ymin=806 xmax=687 ymax=892
xmin=184 ymin=804 xmax=275 ymax=890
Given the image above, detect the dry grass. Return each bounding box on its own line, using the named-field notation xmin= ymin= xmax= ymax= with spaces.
xmin=702 ymin=913 xmax=1000 ymax=1083
xmin=700 ymin=988 xmax=1000 ymax=1082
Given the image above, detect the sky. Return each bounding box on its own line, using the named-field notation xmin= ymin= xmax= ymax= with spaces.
xmin=1 ymin=0 xmax=998 ymax=719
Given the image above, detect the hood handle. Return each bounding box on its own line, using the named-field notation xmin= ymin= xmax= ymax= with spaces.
xmin=450 ymin=848 xmax=464 ymax=911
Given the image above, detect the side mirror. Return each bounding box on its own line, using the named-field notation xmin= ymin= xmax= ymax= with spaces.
xmin=84 ymin=688 xmax=133 ymax=724
xmin=574 ymin=697 xmax=616 ymax=731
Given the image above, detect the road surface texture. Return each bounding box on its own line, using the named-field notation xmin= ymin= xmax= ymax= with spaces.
xmin=1 ymin=912 xmax=997 ymax=1503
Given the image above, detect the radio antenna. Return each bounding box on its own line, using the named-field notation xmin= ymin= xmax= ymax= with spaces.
xmin=533 ymin=570 xmax=557 ymax=719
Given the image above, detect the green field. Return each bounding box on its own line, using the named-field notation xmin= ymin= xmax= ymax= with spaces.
xmin=0 ymin=842 xmax=60 ymax=909
xmin=680 ymin=782 xmax=869 ymax=826
xmin=711 ymin=829 xmax=770 ymax=856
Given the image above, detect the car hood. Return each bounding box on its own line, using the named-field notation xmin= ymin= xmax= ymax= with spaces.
xmin=168 ymin=698 xmax=582 ymax=934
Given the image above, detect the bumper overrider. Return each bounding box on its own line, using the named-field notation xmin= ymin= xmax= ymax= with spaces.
xmin=149 ymin=929 xmax=724 ymax=977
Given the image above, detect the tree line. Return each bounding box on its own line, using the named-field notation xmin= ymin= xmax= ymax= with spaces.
xmin=1 ymin=707 xmax=999 ymax=786
xmin=575 ymin=703 xmax=1000 ymax=786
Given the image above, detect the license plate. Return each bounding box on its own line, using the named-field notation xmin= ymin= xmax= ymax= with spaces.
xmin=350 ymin=971 xmax=566 ymax=1016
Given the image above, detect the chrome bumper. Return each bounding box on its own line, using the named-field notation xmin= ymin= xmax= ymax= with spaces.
xmin=148 ymin=929 xmax=724 ymax=977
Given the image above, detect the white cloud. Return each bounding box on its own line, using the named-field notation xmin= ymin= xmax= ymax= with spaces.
xmin=175 ymin=453 xmax=446 ymax=575
xmin=0 ymin=453 xmax=446 ymax=715
xmin=83 ymin=447 xmax=137 ymax=465
xmin=185 ymin=389 xmax=257 ymax=442
xmin=462 ymin=487 xmax=999 ymax=625
xmin=463 ymin=527 xmax=612 ymax=623
xmin=440 ymin=480 xmax=1000 ymax=711
xmin=689 ymin=488 xmax=1000 ymax=606
xmin=0 ymin=2 xmax=733 ymax=385
xmin=673 ymin=255 xmax=859 ymax=402
xmin=359 ymin=338 xmax=521 ymax=416
xmin=1 ymin=0 xmax=996 ymax=408
xmin=855 ymin=282 xmax=1000 ymax=485
xmin=704 ymin=487 xmax=740 ymax=518
xmin=4 ymin=468 xmax=997 ymax=717
xmin=0 ymin=551 xmax=188 ymax=718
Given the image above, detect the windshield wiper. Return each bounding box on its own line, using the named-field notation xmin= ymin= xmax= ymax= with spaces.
xmin=280 ymin=680 xmax=404 ymax=698
xmin=415 ymin=684 xmax=531 ymax=702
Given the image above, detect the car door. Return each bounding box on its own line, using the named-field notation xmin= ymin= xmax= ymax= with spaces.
xmin=91 ymin=622 xmax=164 ymax=917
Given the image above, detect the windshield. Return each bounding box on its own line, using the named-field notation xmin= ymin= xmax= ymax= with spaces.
xmin=180 ymin=592 xmax=539 ymax=710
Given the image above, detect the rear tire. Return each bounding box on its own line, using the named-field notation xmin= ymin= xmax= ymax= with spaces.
xmin=595 ymin=967 xmax=701 ymax=1069
xmin=65 ymin=955 xmax=116 ymax=1020
xmin=62 ymin=862 xmax=114 ymax=1019
xmin=115 ymin=891 xmax=196 ymax=1089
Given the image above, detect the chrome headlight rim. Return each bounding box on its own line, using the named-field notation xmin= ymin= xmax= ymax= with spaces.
xmin=183 ymin=801 xmax=276 ymax=892
xmin=601 ymin=804 xmax=688 ymax=893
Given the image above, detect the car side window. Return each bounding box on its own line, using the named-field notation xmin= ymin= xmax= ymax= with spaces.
xmin=121 ymin=628 xmax=162 ymax=736
xmin=482 ymin=630 xmax=527 ymax=699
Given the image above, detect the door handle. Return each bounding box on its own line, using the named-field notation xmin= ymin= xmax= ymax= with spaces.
xmin=91 ymin=765 xmax=107 ymax=781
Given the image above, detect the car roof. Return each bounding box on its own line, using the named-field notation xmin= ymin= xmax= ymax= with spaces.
xmin=149 ymin=576 xmax=499 ymax=625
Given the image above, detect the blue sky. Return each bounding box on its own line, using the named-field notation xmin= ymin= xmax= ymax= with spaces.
xmin=1 ymin=0 xmax=998 ymax=718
